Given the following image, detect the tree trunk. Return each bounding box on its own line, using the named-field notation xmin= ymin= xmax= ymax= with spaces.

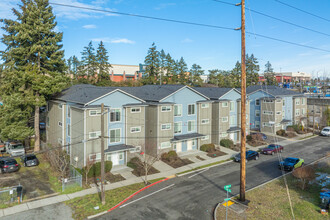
xmin=144 ymin=163 xmax=148 ymax=185
xmin=34 ymin=95 xmax=40 ymax=152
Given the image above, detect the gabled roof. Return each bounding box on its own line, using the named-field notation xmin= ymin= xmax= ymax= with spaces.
xmin=193 ymin=87 xmax=237 ymax=100
xmin=243 ymin=85 xmax=304 ymax=97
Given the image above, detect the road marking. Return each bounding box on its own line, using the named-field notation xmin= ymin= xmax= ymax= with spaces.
xmin=188 ymin=168 xmax=209 ymax=179
xmin=119 ymin=184 xmax=175 ymax=208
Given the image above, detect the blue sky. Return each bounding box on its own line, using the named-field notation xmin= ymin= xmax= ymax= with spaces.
xmin=1 ymin=0 xmax=330 ymax=78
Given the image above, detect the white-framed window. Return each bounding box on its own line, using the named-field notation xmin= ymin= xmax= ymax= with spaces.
xmin=130 ymin=146 xmax=142 ymax=153
xmin=173 ymin=143 xmax=177 ymax=151
xmin=161 ymin=123 xmax=171 ymax=130
xmin=90 ymin=110 xmax=101 ymax=116
xmin=220 ymin=132 xmax=227 ymax=138
xmin=255 ymin=121 xmax=260 ymax=128
xmin=67 ymin=124 xmax=70 ymax=136
xmin=230 ymin=115 xmax=235 ymax=125
xmin=263 ymin=99 xmax=274 ymax=103
xmin=222 ymin=102 xmax=228 ymax=107
xmin=230 ymin=101 xmax=235 ymax=111
xmin=276 ymin=111 xmax=281 ymax=115
xmin=160 ymin=142 xmax=171 ymax=149
xmin=255 ymin=99 xmax=260 ymax=106
xmin=119 ymin=152 xmax=124 ymax=160
xmin=221 ymin=117 xmax=228 ymax=122
xmin=201 ymin=103 xmax=209 ymax=108
xmin=202 ymin=135 xmax=209 ymax=140
xmin=295 ymin=109 xmax=300 ymax=116
xmin=188 ymin=120 xmax=195 ymax=132
xmin=174 ymin=104 xmax=182 ymax=117
xmin=131 ymin=107 xmax=141 ymax=113
xmin=68 ymin=107 xmax=71 ymax=118
xmin=192 ymin=140 xmax=196 ymax=145
xmin=89 ymin=153 xmax=101 ymax=161
xmin=301 ymin=98 xmax=305 ymax=105
xmin=255 ymin=110 xmax=260 ymax=117
xmin=161 ymin=106 xmax=171 ymax=112
xmin=130 ymin=126 xmax=141 ymax=133
xmin=89 ymin=131 xmax=101 ymax=139
xmin=174 ymin=122 xmax=182 ymax=134
xmin=201 ymin=119 xmax=209 ymax=124
xmin=263 ymin=122 xmax=272 ymax=127
xmin=110 ymin=109 xmax=121 ymax=122
xmin=58 ymin=104 xmax=62 ymax=109
xmin=282 ymin=110 xmax=285 ymax=119
xmin=276 ymin=99 xmax=281 ymax=103
xmin=110 ymin=128 xmax=121 ymax=143
xmin=58 ymin=121 xmax=62 ymax=127
xmin=263 ymin=111 xmax=273 ymax=115
xmin=301 ymin=108 xmax=305 ymax=115
xmin=188 ymin=104 xmax=195 ymax=115
xmin=295 ymin=99 xmax=300 ymax=105
xmin=283 ymin=100 xmax=285 ymax=106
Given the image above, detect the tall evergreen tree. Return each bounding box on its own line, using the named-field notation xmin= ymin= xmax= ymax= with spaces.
xmin=264 ymin=61 xmax=277 ymax=86
xmin=230 ymin=61 xmax=241 ymax=88
xmin=96 ymin=41 xmax=111 ymax=83
xmin=177 ymin=57 xmax=188 ymax=84
xmin=246 ymin=54 xmax=260 ymax=86
xmin=80 ymin=41 xmax=97 ymax=76
xmin=144 ymin=42 xmax=160 ymax=84
xmin=189 ymin=64 xmax=204 ymax=86
xmin=208 ymin=69 xmax=220 ymax=86
xmin=71 ymin=55 xmax=80 ymax=75
xmin=0 ymin=0 xmax=67 ymax=150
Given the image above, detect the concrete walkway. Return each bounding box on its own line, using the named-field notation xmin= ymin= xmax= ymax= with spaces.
xmin=0 ymin=135 xmax=318 ymax=218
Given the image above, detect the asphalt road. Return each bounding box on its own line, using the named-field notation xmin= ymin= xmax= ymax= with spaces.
xmin=98 ymin=136 xmax=330 ymax=220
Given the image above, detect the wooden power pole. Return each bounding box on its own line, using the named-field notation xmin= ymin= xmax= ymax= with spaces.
xmin=240 ymin=0 xmax=247 ymax=202
xmin=101 ymin=103 xmax=105 ymax=205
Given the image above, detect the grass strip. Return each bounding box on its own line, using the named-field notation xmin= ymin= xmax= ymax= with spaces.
xmin=177 ymin=158 xmax=233 ymax=175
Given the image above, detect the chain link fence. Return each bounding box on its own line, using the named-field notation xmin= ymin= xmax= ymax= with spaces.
xmin=0 ymin=185 xmax=23 ymax=206
xmin=62 ymin=166 xmax=82 ymax=192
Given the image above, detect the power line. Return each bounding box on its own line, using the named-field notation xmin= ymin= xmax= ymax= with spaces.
xmin=274 ymin=0 xmax=330 ymax=23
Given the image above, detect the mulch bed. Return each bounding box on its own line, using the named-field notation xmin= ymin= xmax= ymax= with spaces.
xmin=106 ymin=172 xmax=125 ymax=183
xmin=196 ymin=156 xmax=205 ymax=161
xmin=128 ymin=157 xmax=160 ymax=177
xmin=247 ymin=140 xmax=267 ymax=147
xmin=161 ymin=157 xmax=193 ymax=168
xmin=206 ymin=150 xmax=227 ymax=158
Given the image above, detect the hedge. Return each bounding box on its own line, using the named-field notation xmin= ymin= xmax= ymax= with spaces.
xmin=83 ymin=161 xmax=112 ymax=178
xmin=220 ymin=139 xmax=234 ymax=148
xmin=276 ymin=129 xmax=286 ymax=136
xmin=200 ymin=143 xmax=215 ymax=152
xmin=161 ymin=151 xmax=178 ymax=161
xmin=246 ymin=135 xmax=252 ymax=142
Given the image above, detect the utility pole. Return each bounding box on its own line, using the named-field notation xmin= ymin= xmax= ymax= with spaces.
xmin=100 ymin=103 xmax=105 ymax=205
xmin=240 ymin=0 xmax=246 ymax=202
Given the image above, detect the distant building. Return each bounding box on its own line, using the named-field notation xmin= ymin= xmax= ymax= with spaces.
xmin=200 ymin=75 xmax=209 ymax=83
xmin=307 ymin=97 xmax=330 ymax=129
xmin=274 ymin=72 xmax=311 ymax=84
xmin=109 ymin=64 xmax=141 ymax=82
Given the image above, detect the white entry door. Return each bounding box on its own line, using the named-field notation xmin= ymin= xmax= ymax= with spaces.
xmin=111 ymin=153 xmax=119 ymax=166
xmin=187 ymin=140 xmax=193 ymax=151
xmin=229 ymin=133 xmax=235 ymax=142
xmin=175 ymin=142 xmax=182 ymax=152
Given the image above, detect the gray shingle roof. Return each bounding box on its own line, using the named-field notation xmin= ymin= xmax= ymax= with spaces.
xmin=238 ymin=85 xmax=304 ymax=97
xmin=193 ymin=87 xmax=234 ymax=100
xmin=171 ymin=133 xmax=205 ymax=142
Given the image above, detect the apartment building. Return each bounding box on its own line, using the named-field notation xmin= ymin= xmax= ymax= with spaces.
xmin=307 ymin=97 xmax=330 ymax=128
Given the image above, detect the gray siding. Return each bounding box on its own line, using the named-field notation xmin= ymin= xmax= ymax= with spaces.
xmin=158 ymin=105 xmax=174 ymax=153
xmin=145 ymin=106 xmax=158 ymax=156
xmin=198 ymin=102 xmax=212 ymax=146
xmin=46 ymin=101 xmax=65 ymax=148
xmin=70 ymin=108 xmax=84 ymax=168
xmin=212 ymin=103 xmax=220 ymax=144
xmin=219 ymin=101 xmax=230 ymax=142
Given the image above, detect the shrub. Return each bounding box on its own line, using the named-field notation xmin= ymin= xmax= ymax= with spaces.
xmin=200 ymin=144 xmax=216 ymax=152
xmin=220 ymin=139 xmax=234 ymax=149
xmin=161 ymin=151 xmax=177 ymax=162
xmin=83 ymin=161 xmax=112 ymax=178
xmin=276 ymin=129 xmax=286 ymax=136
xmin=246 ymin=135 xmax=252 ymax=142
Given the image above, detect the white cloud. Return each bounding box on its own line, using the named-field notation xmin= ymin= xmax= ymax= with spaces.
xmin=92 ymin=37 xmax=135 ymax=44
xmin=182 ymin=38 xmax=193 ymax=43
xmin=82 ymin=24 xmax=97 ymax=29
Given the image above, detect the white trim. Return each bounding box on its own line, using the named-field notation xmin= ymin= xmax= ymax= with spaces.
xmin=130 ymin=107 xmax=141 ymax=113
xmin=62 ymin=106 xmax=65 ymax=147
xmin=201 ymin=119 xmax=209 ymax=124
xmin=174 ymin=121 xmax=182 ymax=134
xmin=187 ymin=103 xmax=196 ymax=115
xmin=174 ymin=104 xmax=182 ymax=117
xmin=109 ymin=128 xmax=122 ymax=143
xmin=161 ymin=123 xmax=171 ymax=130
xmin=84 ymin=110 xmax=87 ymax=167
xmin=160 ymin=141 xmax=171 ymax=149
xmin=89 ymin=131 xmax=101 ymax=139
xmin=130 ymin=126 xmax=141 ymax=133
xmin=110 ymin=108 xmax=122 ymax=123
xmin=201 ymin=103 xmax=209 ymax=108
xmin=161 ymin=105 xmax=172 ymax=112
xmin=221 ymin=117 xmax=228 ymax=122
xmin=221 ymin=102 xmax=228 ymax=107
xmin=229 ymin=101 xmax=235 ymax=112
xmin=187 ymin=120 xmax=196 ymax=132
xmin=89 ymin=109 xmax=101 ymax=116
xmin=159 ymin=86 xmax=209 ymax=102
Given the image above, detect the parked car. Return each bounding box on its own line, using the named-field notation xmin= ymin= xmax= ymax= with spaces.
xmin=39 ymin=122 xmax=46 ymax=130
xmin=261 ymin=144 xmax=284 ymax=155
xmin=234 ymin=150 xmax=259 ymax=162
xmin=250 ymin=132 xmax=267 ymax=140
xmin=320 ymin=127 xmax=330 ymax=137
xmin=20 ymin=154 xmax=39 ymax=167
xmin=5 ymin=142 xmax=25 ymax=157
xmin=0 ymin=157 xmax=19 ymax=173
xmin=278 ymin=157 xmax=304 ymax=171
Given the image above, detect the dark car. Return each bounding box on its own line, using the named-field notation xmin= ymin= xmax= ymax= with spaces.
xmin=278 ymin=157 xmax=304 ymax=171
xmin=261 ymin=144 xmax=284 ymax=155
xmin=234 ymin=150 xmax=259 ymax=162
xmin=250 ymin=132 xmax=267 ymax=140
xmin=0 ymin=157 xmax=19 ymax=173
xmin=20 ymin=154 xmax=39 ymax=167
xmin=39 ymin=122 xmax=46 ymax=130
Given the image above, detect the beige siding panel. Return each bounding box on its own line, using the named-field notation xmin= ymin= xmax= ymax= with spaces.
xmin=70 ymin=108 xmax=84 ymax=168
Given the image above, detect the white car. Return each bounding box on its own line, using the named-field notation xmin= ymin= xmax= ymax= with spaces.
xmin=320 ymin=127 xmax=330 ymax=137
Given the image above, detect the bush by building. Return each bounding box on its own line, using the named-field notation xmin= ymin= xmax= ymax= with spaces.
xmin=200 ymin=143 xmax=216 ymax=152
xmin=220 ymin=139 xmax=234 ymax=149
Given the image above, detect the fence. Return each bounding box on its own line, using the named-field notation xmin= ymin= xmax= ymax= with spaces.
xmin=62 ymin=166 xmax=82 ymax=192
xmin=0 ymin=185 xmax=23 ymax=206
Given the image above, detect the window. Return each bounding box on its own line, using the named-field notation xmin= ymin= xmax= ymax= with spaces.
xmin=222 ymin=102 xmax=228 ymax=107
xmin=230 ymin=115 xmax=235 ymax=125
xmin=58 ymin=104 xmax=62 ymax=109
xmin=160 ymin=142 xmax=171 ymax=149
xmin=295 ymin=99 xmax=300 ymax=105
xmin=221 ymin=117 xmax=228 ymax=122
xmin=174 ymin=104 xmax=182 ymax=116
xmin=230 ymin=101 xmax=235 ymax=111
xmin=90 ymin=110 xmax=101 ymax=116
xmin=130 ymin=126 xmax=141 ymax=133
xmin=58 ymin=121 xmax=62 ymax=127
xmin=119 ymin=153 xmax=124 ymax=160
xmin=201 ymin=119 xmax=209 ymax=124
xmin=192 ymin=140 xmax=196 ymax=145
xmin=255 ymin=121 xmax=260 ymax=128
xmin=255 ymin=110 xmax=260 ymax=117
xmin=202 ymin=135 xmax=209 ymax=140
xmin=131 ymin=108 xmax=141 ymax=113
xmin=201 ymin=103 xmax=209 ymax=108
xmin=295 ymin=109 xmax=300 ymax=116
xmin=276 ymin=99 xmax=281 ymax=103
xmin=173 ymin=143 xmax=177 ymax=151
xmin=174 ymin=122 xmax=182 ymax=134
xmin=282 ymin=110 xmax=285 ymax=119
xmin=263 ymin=122 xmax=272 ymax=127
xmin=161 ymin=106 xmax=171 ymax=112
xmin=67 ymin=124 xmax=70 ymax=136
xmin=301 ymin=98 xmax=305 ymax=105
xmin=263 ymin=111 xmax=273 ymax=115
xmin=301 ymin=108 xmax=305 ymax=115
xmin=68 ymin=107 xmax=71 ymax=117
xmin=130 ymin=146 xmax=142 ymax=153
xmin=188 ymin=120 xmax=195 ymax=132
xmin=263 ymin=99 xmax=274 ymax=103
xmin=220 ymin=133 xmax=227 ymax=138
xmin=110 ymin=129 xmax=121 ymax=143
xmin=89 ymin=131 xmax=101 ymax=139
xmin=46 ymin=117 xmax=50 ymax=127
xmin=89 ymin=153 xmax=101 ymax=161
xmin=188 ymin=104 xmax=195 ymax=115
xmin=161 ymin=123 xmax=171 ymax=130
xmin=110 ymin=109 xmax=121 ymax=122
xmin=255 ymin=99 xmax=260 ymax=106
xmin=276 ymin=111 xmax=281 ymax=115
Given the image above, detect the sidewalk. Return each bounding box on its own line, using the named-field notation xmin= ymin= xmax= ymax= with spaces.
xmin=0 ymin=135 xmax=318 ymax=218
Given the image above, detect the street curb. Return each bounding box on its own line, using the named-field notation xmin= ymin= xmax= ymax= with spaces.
xmin=87 ymin=177 xmax=170 ymax=219
xmin=213 ymin=201 xmax=221 ymax=220
xmin=177 ymin=160 xmax=233 ymax=177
